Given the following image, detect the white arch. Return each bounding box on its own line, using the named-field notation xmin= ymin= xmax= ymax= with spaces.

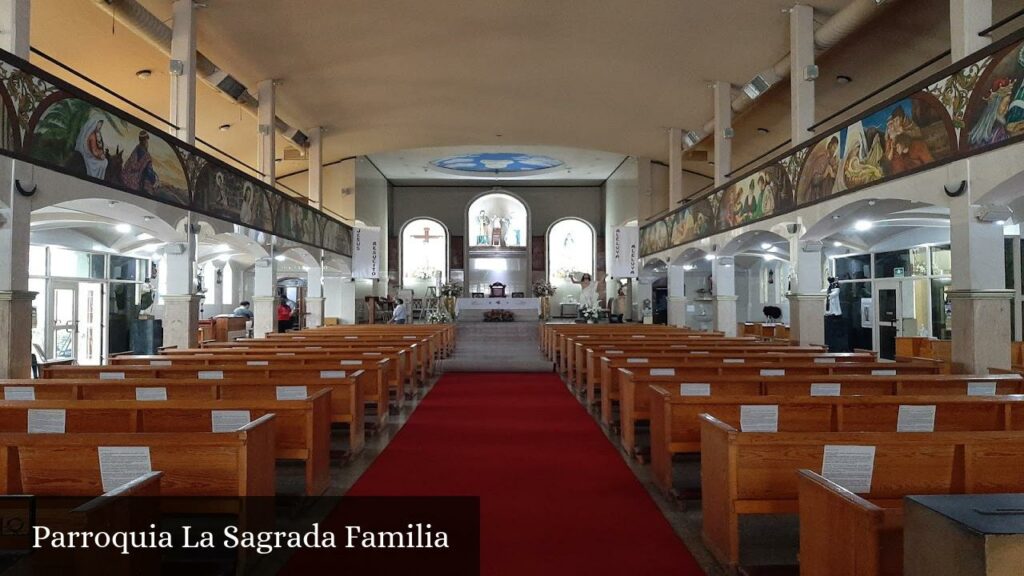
xmin=399 ymin=216 xmax=450 ymax=285
xmin=545 ymin=217 xmax=596 ymax=284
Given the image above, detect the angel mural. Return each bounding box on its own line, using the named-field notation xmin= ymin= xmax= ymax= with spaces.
xmin=965 ymin=42 xmax=1024 ymax=149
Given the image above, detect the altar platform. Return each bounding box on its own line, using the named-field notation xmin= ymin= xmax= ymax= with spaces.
xmin=455 ymin=297 xmax=540 ymax=322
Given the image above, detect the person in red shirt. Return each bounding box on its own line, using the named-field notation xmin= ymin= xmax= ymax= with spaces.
xmin=277 ymin=301 xmax=293 ymax=333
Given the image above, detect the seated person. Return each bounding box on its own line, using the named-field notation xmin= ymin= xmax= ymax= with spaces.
xmin=232 ymin=300 xmax=253 ymax=319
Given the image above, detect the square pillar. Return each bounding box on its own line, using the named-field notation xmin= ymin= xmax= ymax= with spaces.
xmin=0 ymin=290 xmax=34 ymax=378
xmin=788 ymin=238 xmax=825 ymax=346
xmin=668 ymin=127 xmax=684 ymax=206
xmin=163 ymin=294 xmax=200 ymax=349
xmin=713 ymin=81 xmax=732 ymax=186
xmin=253 ymin=257 xmax=277 ymax=337
xmin=789 ymin=4 xmax=815 ymax=146
xmin=668 ymin=262 xmax=688 ymax=327
xmin=169 ymin=0 xmax=196 ymax=144
xmin=257 ymin=80 xmax=276 ymax=187
xmin=712 ymin=257 xmax=737 ymax=336
xmin=306 ymin=262 xmax=324 ymax=328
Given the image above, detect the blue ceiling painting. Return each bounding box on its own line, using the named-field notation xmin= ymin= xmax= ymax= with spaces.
xmin=431 ymin=152 xmax=563 ymax=173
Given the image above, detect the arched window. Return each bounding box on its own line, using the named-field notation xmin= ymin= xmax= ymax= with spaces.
xmin=547 ymin=217 xmax=595 ymax=293
xmin=400 ymin=218 xmax=449 ymax=289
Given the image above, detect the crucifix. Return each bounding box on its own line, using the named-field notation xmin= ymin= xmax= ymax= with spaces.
xmin=411 ymin=226 xmax=444 ymax=244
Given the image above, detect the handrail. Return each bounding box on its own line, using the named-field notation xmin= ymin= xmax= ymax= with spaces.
xmin=725 ymin=139 xmax=792 ymax=180
xmin=979 ymin=8 xmax=1024 ymax=37
xmin=194 ymin=136 xmax=265 ymax=178
xmin=29 ymin=47 xmax=178 ymax=130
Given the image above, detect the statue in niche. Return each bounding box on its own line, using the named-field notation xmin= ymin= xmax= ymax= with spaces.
xmin=476 ymin=210 xmax=491 ymax=246
xmin=498 ymin=216 xmax=512 ymax=247
xmin=491 ymin=215 xmax=505 ymax=246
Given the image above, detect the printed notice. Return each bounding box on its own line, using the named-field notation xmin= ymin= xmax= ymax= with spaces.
xmin=306 ymin=346 xmax=322 ymax=350
xmin=671 ymin=344 xmax=688 ymax=348
xmin=724 ymin=358 xmax=745 ymax=364
xmin=211 ymin=410 xmax=251 ymax=433
xmin=691 ymin=351 xmax=710 ymax=355
xmin=341 ymin=360 xmax=362 ymax=365
xmin=872 ymin=369 xmax=897 ymax=376
xmin=404 ymin=336 xmax=417 ymax=340
xmin=4 ymin=386 xmax=35 ymax=400
xmin=631 ymin=335 xmax=646 ymax=338
xmin=99 ymin=372 xmax=125 ymax=380
xmin=651 ymin=368 xmax=675 ymax=376
xmin=294 ymin=337 xmax=307 ymax=340
xmin=606 ymin=350 xmax=623 ymax=354
xmin=897 ymin=405 xmax=936 ymax=432
xmin=760 ymin=369 xmax=785 ymax=376
xmin=814 ymin=358 xmax=836 ymax=364
xmin=98 ymin=447 xmax=152 ymax=492
xmin=277 ymin=352 xmax=296 ymax=356
xmin=149 ymin=360 xmax=172 ymax=366
xmin=135 ymin=387 xmax=167 ymax=401
xmin=276 ymin=386 xmax=308 ymax=400
xmin=626 ymin=358 xmax=649 ymax=364
xmin=680 ymin=383 xmax=711 ymax=396
xmin=363 ymin=352 xmax=382 ymax=356
xmin=246 ymin=360 xmax=269 ymax=366
xmin=810 ymin=383 xmax=842 ymax=397
xmin=345 ymin=336 xmax=358 ymax=339
xmin=320 ymin=370 xmax=347 ymax=379
xmin=821 ymin=445 xmax=876 ymax=494
xmin=740 ymin=405 xmax=779 ymax=432
xmin=198 ymin=371 xmax=224 ymax=380
xmin=968 ymin=381 xmax=997 ymax=396
xmin=27 ymin=409 xmax=66 ymax=433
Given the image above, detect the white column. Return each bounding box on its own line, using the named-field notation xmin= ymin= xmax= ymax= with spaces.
xmin=340 ymin=279 xmax=356 ymax=324
xmin=668 ymin=127 xmax=684 ymax=206
xmin=169 ymin=0 xmax=196 ymax=144
xmin=308 ymin=127 xmax=323 ymax=210
xmin=257 ymin=80 xmax=276 ymax=187
xmin=712 ymin=256 xmax=737 ymax=336
xmin=252 ymin=256 xmax=278 ymax=337
xmin=948 ymin=0 xmax=1009 ymax=373
xmin=787 ymin=239 xmax=826 ymax=346
xmin=306 ymin=257 xmax=324 ymax=328
xmin=0 ymin=0 xmax=30 ymax=59
xmin=713 ymin=81 xmax=732 ymax=187
xmin=790 ymin=4 xmax=815 ymax=146
xmin=163 ymin=241 xmax=200 ymax=349
xmin=667 ymin=262 xmax=688 ymax=327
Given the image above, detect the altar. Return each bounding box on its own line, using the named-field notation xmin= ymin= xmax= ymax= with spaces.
xmin=455 ymin=297 xmax=540 ymax=322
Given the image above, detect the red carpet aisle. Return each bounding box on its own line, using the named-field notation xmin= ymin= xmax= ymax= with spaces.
xmin=346 ymin=372 xmax=704 ymax=575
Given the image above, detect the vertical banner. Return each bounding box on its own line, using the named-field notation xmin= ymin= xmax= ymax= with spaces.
xmin=353 ymin=226 xmax=381 ymax=279
xmin=609 ymin=225 xmax=639 ymax=278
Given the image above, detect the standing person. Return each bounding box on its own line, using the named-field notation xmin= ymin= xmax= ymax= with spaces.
xmin=232 ymin=301 xmax=253 ymax=319
xmin=570 ymin=273 xmax=598 ymax=314
xmin=277 ymin=301 xmax=293 ymax=333
xmin=389 ymin=298 xmax=408 ymax=325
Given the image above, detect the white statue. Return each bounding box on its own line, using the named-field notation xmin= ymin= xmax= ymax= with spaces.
xmin=476 ymin=210 xmax=491 ymax=244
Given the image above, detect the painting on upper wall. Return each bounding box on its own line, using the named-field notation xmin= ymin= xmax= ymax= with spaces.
xmin=963 ymin=41 xmax=1024 ymax=150
xmin=192 ymin=155 xmax=278 ymax=233
xmin=719 ymin=164 xmax=793 ymax=228
xmin=25 ymin=95 xmax=190 ymax=207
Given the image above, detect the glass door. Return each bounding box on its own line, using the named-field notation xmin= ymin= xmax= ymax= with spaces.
xmin=50 ymin=281 xmax=78 ymax=361
xmin=78 ymin=282 xmax=104 ymax=365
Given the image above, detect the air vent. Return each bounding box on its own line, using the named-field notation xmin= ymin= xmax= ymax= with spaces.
xmin=742 ymin=74 xmax=774 ymax=100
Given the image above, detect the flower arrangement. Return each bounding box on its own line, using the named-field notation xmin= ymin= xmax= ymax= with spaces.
xmin=427 ymin=309 xmax=451 ymax=324
xmin=439 ymin=282 xmax=463 ymax=298
xmin=483 ymin=309 xmax=515 ymax=322
xmin=580 ymin=305 xmax=600 ymax=322
xmin=533 ymin=281 xmax=557 ymax=297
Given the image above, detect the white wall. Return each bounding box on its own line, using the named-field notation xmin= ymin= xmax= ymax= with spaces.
xmin=355 ymin=158 xmax=389 ymax=300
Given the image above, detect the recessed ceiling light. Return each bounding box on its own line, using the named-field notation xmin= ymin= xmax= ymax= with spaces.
xmin=705 ymin=254 xmax=716 ymax=261
xmin=135 ymin=69 xmax=152 ymax=79
xmin=92 ymin=244 xmax=106 ymax=251
xmin=832 ymin=214 xmax=841 ymax=220
xmin=216 ymin=243 xmax=230 ymax=251
xmin=275 ymin=255 xmax=286 ymax=261
xmin=833 ymin=241 xmax=842 ymax=247
xmin=836 ymin=75 xmax=853 ymax=84
xmin=115 ymin=223 xmax=132 ymax=233
xmin=756 ymin=128 xmax=770 ymax=135
xmin=760 ymin=242 xmax=772 ymax=250
xmin=143 ymin=215 xmax=153 ymax=222
xmin=218 ymin=124 xmax=231 ymax=132
xmin=854 ymin=220 xmax=873 ymax=231
xmin=136 ymin=232 xmax=153 ymax=240
xmin=867 ymin=199 xmax=877 ymax=206
xmin=108 ymin=200 xmax=119 ymax=207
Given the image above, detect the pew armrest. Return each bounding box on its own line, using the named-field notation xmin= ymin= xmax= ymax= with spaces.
xmin=72 ymin=471 xmax=164 ymax=514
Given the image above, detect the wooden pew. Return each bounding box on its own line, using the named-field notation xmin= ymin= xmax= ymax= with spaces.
xmin=0 ymin=376 xmax=365 ymax=456
xmin=0 ymin=392 xmax=331 ymax=496
xmin=699 ymin=415 xmax=1024 ymax=574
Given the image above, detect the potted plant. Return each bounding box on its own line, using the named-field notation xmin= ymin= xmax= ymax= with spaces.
xmin=580 ymin=305 xmax=600 ymax=324
xmin=439 ymin=281 xmax=462 ymax=319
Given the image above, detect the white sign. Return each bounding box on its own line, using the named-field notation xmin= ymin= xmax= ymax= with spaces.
xmin=198 ymin=370 xmax=224 ymax=380
xmin=4 ymin=386 xmax=35 ymax=401
xmin=363 ymin=352 xmax=382 ymax=356
xmin=724 ymin=358 xmax=745 ymax=364
xmin=211 ymin=410 xmax=251 ymax=433
xmin=968 ymin=381 xmax=997 ymax=396
xmin=626 ymin=358 xmax=649 ymax=364
xmin=341 ymin=360 xmax=362 ymax=366
xmin=760 ymin=369 xmax=785 ymax=376
xmin=631 ymin=335 xmax=646 ymax=339
xmin=814 ymin=357 xmax=836 ymax=364
xmin=352 ymin=226 xmax=381 ymax=279
xmin=320 ymin=370 xmax=347 ymax=379
xmin=897 ymin=405 xmax=936 ymax=432
xmin=680 ymin=383 xmax=711 ymax=396
xmin=872 ymin=369 xmax=897 ymax=376
xmin=810 ymin=383 xmax=842 ymax=397
xmin=740 ymin=405 xmax=779 ymax=432
xmin=100 ymin=372 xmax=125 ymax=380
xmin=650 ymin=368 xmax=676 ymax=376
xmin=135 ymin=387 xmax=167 ymax=401
xmin=609 ymin=225 xmax=639 ymax=278
xmin=28 ymin=409 xmax=66 ymax=433
xmin=150 ymin=360 xmax=172 ymax=366
xmin=821 ymin=445 xmax=876 ymax=494
xmin=246 ymin=360 xmax=269 ymax=366
xmin=99 ymin=447 xmax=152 ymax=492
xmin=690 ymin=351 xmax=710 ymax=355
xmin=277 ymin=352 xmax=295 ymax=356
xmin=605 ymin=350 xmax=623 ymax=354
xmin=276 ymin=386 xmax=308 ymax=400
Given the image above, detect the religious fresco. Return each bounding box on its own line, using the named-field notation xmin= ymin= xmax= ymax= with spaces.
xmin=640 ymin=33 xmax=1024 ymax=257
xmin=0 ymin=51 xmax=352 ymax=256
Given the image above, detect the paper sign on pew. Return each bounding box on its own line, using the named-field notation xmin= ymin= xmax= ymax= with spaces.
xmin=277 ymin=353 xmax=296 ymax=356
xmin=135 ymin=387 xmax=168 ymax=401
xmin=211 ymin=410 xmax=251 ymax=433
xmin=276 ymin=386 xmax=308 ymax=400
xmin=605 ymin=350 xmax=623 ymax=355
xmin=198 ymin=370 xmax=224 ymax=380
xmin=814 ymin=358 xmax=836 ymax=364
xmin=650 ymin=368 xmax=675 ymax=376
xmin=968 ymin=381 xmax=997 ymax=396
xmin=740 ymin=405 xmax=779 ymax=432
xmin=150 ymin=360 xmax=172 ymax=366
xmin=872 ymin=369 xmax=897 ymax=376
xmin=724 ymin=358 xmax=745 ymax=364
xmin=27 ymin=409 xmax=65 ymax=433
xmin=760 ymin=369 xmax=785 ymax=376
xmin=631 ymin=335 xmax=646 ymax=338
xmin=363 ymin=352 xmax=382 ymax=356
xmin=320 ymin=370 xmax=347 ymax=379
xmin=897 ymin=405 xmax=936 ymax=432
xmin=680 ymin=383 xmax=711 ymax=396
xmin=4 ymin=386 xmax=35 ymax=400
xmin=99 ymin=447 xmax=152 ymax=492
xmin=626 ymin=358 xmax=649 ymax=364
xmin=690 ymin=351 xmax=709 ymax=355
xmin=99 ymin=372 xmax=125 ymax=380
xmin=810 ymin=383 xmax=842 ymax=396
xmin=341 ymin=360 xmax=363 ymax=366
xmin=345 ymin=336 xmax=358 ymax=340
xmin=821 ymin=445 xmax=876 ymax=494
xmin=247 ymin=360 xmax=269 ymax=366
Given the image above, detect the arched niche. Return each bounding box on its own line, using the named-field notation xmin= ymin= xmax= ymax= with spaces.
xmin=399 ymin=217 xmax=449 ymax=291
xmin=463 ymin=190 xmax=531 ymax=296
xmin=546 ymin=217 xmax=595 ymax=296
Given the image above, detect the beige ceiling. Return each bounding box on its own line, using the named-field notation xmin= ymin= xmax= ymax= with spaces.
xmin=27 ymin=0 xmax=1024 ymax=190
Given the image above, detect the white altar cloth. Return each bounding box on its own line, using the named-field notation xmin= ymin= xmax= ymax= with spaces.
xmin=455 ymin=297 xmax=540 ymax=313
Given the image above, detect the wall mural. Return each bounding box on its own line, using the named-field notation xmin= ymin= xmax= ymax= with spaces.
xmin=640 ymin=31 xmax=1024 ymax=257
xmin=0 ymin=51 xmax=352 ymax=256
